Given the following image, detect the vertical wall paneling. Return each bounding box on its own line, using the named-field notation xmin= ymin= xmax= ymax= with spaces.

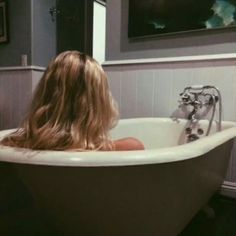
xmin=0 ymin=68 xmax=44 ymax=130
xmin=32 ymin=70 xmax=44 ymax=92
xmin=137 ymin=70 xmax=154 ymax=117
xmin=120 ymin=70 xmax=137 ymax=118
xmin=107 ymin=70 xmax=121 ymax=107
xmin=153 ymin=67 xmax=174 ymax=117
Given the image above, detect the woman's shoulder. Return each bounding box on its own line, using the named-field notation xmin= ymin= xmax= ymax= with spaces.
xmin=113 ymin=137 xmax=145 ymax=151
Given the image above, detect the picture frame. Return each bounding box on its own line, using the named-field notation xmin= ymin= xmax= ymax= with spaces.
xmin=0 ymin=1 xmax=8 ymax=43
xmin=128 ymin=0 xmax=236 ymax=39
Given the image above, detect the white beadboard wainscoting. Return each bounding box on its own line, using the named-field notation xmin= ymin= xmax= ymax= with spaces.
xmin=0 ymin=66 xmax=44 ymax=130
xmin=104 ymin=55 xmax=236 ymax=198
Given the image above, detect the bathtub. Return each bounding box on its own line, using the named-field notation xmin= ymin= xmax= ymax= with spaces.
xmin=0 ymin=117 xmax=236 ymax=236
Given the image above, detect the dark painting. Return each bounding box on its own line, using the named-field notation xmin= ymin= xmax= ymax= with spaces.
xmin=0 ymin=5 xmax=4 ymax=37
xmin=128 ymin=0 xmax=236 ymax=38
xmin=0 ymin=1 xmax=8 ymax=43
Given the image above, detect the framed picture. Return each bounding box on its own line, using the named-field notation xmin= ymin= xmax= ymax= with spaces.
xmin=128 ymin=0 xmax=236 ymax=39
xmin=0 ymin=1 xmax=8 ymax=43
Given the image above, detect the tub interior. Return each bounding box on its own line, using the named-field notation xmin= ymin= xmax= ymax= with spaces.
xmin=110 ymin=118 xmax=236 ymax=149
xmin=0 ymin=118 xmax=235 ymax=153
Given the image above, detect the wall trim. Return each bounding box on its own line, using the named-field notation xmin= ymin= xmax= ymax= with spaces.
xmin=221 ymin=181 xmax=236 ymax=198
xmin=103 ymin=53 xmax=236 ymax=66
xmin=0 ymin=66 xmax=46 ymax=72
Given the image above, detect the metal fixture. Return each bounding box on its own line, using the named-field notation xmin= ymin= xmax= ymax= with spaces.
xmin=179 ymin=85 xmax=222 ymax=142
xmin=49 ymin=6 xmax=60 ymax=22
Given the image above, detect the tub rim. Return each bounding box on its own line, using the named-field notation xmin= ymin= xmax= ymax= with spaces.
xmin=0 ymin=117 xmax=236 ymax=167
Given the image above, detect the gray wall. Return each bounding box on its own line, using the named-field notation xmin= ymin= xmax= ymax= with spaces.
xmin=32 ymin=0 xmax=56 ymax=67
xmin=106 ymin=0 xmax=236 ymax=61
xmin=0 ymin=0 xmax=56 ymax=67
xmin=0 ymin=0 xmax=32 ymax=67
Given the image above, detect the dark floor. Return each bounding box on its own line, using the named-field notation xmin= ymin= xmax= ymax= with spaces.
xmin=180 ymin=194 xmax=236 ymax=236
xmin=0 ymin=163 xmax=55 ymax=235
xmin=1 ymin=194 xmax=236 ymax=236
xmin=0 ymin=164 xmax=236 ymax=236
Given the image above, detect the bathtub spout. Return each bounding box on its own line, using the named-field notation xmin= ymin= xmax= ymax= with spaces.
xmin=188 ymin=107 xmax=198 ymax=123
xmin=187 ymin=99 xmax=202 ymax=123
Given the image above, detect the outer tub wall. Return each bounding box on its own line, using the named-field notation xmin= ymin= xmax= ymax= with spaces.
xmin=3 ymin=139 xmax=232 ymax=236
xmin=0 ymin=118 xmax=235 ymax=235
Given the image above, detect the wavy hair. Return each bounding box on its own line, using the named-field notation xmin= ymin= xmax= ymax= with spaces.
xmin=1 ymin=51 xmax=118 ymax=150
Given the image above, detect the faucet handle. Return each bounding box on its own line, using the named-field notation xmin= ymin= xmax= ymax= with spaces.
xmin=179 ymin=92 xmax=191 ymax=103
xmin=192 ymin=100 xmax=202 ymax=107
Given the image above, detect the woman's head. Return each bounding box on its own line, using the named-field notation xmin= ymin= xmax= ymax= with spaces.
xmin=2 ymin=51 xmax=119 ymax=150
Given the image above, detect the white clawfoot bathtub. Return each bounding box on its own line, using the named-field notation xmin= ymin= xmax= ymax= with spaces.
xmin=0 ymin=117 xmax=236 ymax=236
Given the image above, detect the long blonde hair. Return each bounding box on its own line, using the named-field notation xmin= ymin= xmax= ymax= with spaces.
xmin=1 ymin=51 xmax=118 ymax=150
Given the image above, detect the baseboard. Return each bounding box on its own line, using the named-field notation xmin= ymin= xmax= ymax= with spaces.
xmin=220 ymin=181 xmax=236 ymax=199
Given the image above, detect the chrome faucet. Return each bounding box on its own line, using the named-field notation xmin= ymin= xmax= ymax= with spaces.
xmin=188 ymin=106 xmax=198 ymax=123
xmin=179 ymin=89 xmax=202 ymax=123
xmin=179 ymin=85 xmax=222 ymax=142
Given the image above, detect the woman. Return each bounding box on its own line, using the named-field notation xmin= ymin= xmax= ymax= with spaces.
xmin=1 ymin=51 xmax=144 ymax=151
